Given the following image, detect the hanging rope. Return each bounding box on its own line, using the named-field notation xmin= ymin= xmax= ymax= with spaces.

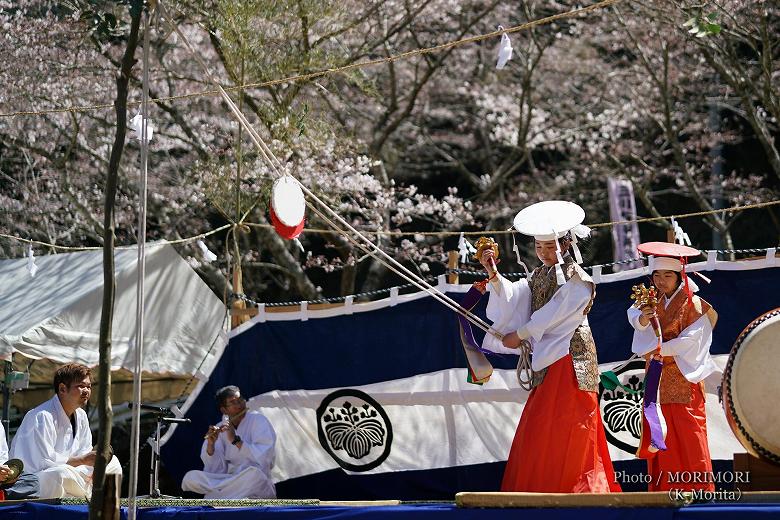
xmin=304 ymin=198 xmax=497 ymax=334
xmin=4 ymin=0 xmax=775 ymax=332
xmin=0 ymin=224 xmax=232 ymax=252
xmin=156 ymin=1 xmax=502 ymax=339
xmin=516 ymin=341 xmax=534 ymax=391
xmin=234 ymin=244 xmax=780 ymax=307
xmin=2 ymin=199 xmax=776 ymax=254
xmin=0 ymin=0 xmax=621 ymax=119
xmin=248 ymin=199 xmax=780 ymax=236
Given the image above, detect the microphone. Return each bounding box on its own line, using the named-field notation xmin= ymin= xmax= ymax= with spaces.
xmin=128 ymin=403 xmax=170 ymax=413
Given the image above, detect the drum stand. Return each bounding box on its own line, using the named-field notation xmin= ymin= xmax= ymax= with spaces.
xmin=140 ymin=414 xmax=190 ymax=499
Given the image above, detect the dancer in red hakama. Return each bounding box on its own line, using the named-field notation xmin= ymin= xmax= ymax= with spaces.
xmin=628 ymin=242 xmax=717 ymax=492
xmin=479 ymin=201 xmax=619 ymax=493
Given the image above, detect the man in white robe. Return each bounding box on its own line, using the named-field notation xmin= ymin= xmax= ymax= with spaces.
xmin=182 ymin=385 xmax=276 ymax=499
xmin=10 ymin=363 xmax=122 ymax=499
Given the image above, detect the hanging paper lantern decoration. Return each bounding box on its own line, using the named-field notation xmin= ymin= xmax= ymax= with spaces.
xmin=270 ymin=176 xmax=306 ymax=240
xmin=270 ymin=207 xmax=305 ymax=239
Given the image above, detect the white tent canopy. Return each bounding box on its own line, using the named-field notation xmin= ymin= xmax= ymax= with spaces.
xmin=0 ymin=242 xmax=227 ymax=387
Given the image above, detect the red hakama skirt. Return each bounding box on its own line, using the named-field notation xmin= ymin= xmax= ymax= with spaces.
xmin=501 ymin=354 xmax=620 ymax=493
xmin=641 ymin=382 xmax=714 ymax=492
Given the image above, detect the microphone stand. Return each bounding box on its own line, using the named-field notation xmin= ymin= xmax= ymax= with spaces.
xmin=132 ymin=406 xmax=190 ymax=499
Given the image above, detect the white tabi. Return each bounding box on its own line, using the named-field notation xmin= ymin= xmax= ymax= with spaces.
xmin=480 ymin=267 xmax=594 ymax=372
xmin=182 ymin=410 xmax=276 ymax=499
xmin=10 ymin=395 xmax=121 ymax=499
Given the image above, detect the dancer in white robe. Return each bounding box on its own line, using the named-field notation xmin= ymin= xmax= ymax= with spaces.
xmin=182 ymin=385 xmax=276 ymax=499
xmin=10 ymin=363 xmax=121 ymax=499
xmin=476 ymin=201 xmax=618 ymax=492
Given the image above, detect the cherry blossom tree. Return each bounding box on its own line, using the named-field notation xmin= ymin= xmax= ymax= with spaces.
xmin=1 ymin=0 xmax=777 ymax=306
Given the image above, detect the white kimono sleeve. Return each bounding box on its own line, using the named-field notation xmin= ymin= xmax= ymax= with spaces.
xmin=627 ymin=305 xmax=659 ymax=356
xmin=516 ymin=277 xmax=593 ymax=372
xmin=201 ymin=438 xmax=228 ymax=474
xmin=242 ymin=415 xmax=276 ymax=471
xmin=659 ymin=314 xmax=717 ymax=383
xmin=12 ymin=414 xmax=66 ymax=472
xmin=75 ymin=412 xmax=93 ymax=458
xmin=480 ymin=274 xmax=531 ymax=355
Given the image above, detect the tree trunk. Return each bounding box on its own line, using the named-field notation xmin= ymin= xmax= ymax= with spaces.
xmin=89 ymin=3 xmax=143 ymax=519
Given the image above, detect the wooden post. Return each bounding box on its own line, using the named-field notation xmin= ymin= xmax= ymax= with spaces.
xmin=666 ymin=228 xmax=676 ymax=243
xmin=231 ymin=266 xmax=249 ymax=329
xmin=101 ymin=474 xmax=121 ymax=520
xmin=733 ymin=452 xmax=780 ymax=491
xmin=448 ymin=250 xmax=460 ymax=284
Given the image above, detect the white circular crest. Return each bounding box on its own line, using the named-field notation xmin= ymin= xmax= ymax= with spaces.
xmin=316 ymin=389 xmax=393 ymax=472
xmin=598 ymin=358 xmax=646 ymax=455
xmin=271 ymin=176 xmax=306 ymax=227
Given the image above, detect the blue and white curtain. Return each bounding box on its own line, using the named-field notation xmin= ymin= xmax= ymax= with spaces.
xmin=162 ymin=256 xmax=780 ymax=499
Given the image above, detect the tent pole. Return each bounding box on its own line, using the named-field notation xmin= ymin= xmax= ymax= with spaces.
xmin=128 ymin=6 xmax=152 ymax=519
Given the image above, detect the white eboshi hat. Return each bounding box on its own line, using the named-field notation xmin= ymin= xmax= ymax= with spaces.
xmin=513 ymin=200 xmax=591 ymax=285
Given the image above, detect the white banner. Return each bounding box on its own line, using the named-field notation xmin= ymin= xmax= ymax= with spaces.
xmin=248 ymin=357 xmax=742 ymax=483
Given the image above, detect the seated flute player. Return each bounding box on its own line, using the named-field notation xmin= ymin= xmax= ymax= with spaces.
xmin=182 ymin=385 xmax=277 ymax=499
xmin=9 ymin=363 xmax=122 ymax=499
xmin=0 ymin=422 xmax=40 ymax=500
